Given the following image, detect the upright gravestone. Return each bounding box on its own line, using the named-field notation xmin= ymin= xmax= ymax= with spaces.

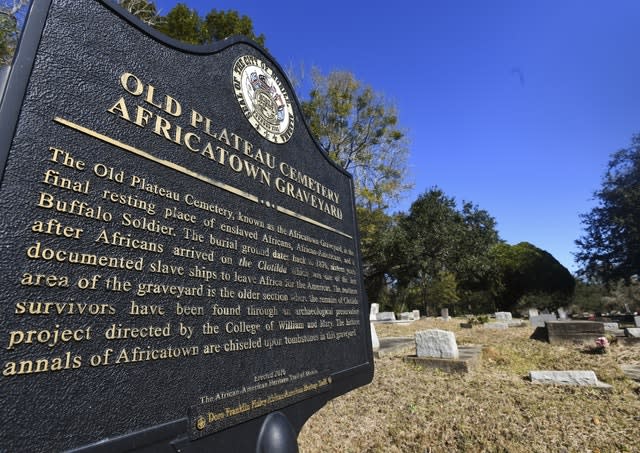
xmin=635 ymin=316 xmax=640 ymax=328
xmin=495 ymin=311 xmax=513 ymax=322
xmin=376 ymin=312 xmax=396 ymax=322
xmin=0 ymin=1 xmax=373 ymax=451
xmin=441 ymin=308 xmax=450 ymax=320
xmin=528 ymin=308 xmax=539 ymax=319
xmin=415 ymin=329 xmax=459 ymax=359
xmin=557 ymin=307 xmax=569 ymax=320
xmin=369 ymin=303 xmax=379 ymax=321
xmin=530 ymin=313 xmax=558 ymax=328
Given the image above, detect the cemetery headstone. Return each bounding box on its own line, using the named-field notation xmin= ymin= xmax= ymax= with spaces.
xmin=376 ymin=312 xmax=396 ymax=322
xmin=484 ymin=322 xmax=509 ymax=330
xmin=369 ymin=303 xmax=379 ymax=321
xmin=528 ymin=308 xmax=539 ymax=319
xmin=399 ymin=312 xmax=414 ymax=321
xmin=495 ymin=312 xmax=512 ymax=322
xmin=624 ymin=328 xmax=640 ymax=338
xmin=557 ymin=307 xmax=569 ymax=320
xmin=544 ymin=321 xmax=604 ymax=344
xmin=370 ymin=323 xmax=380 ymax=351
xmin=405 ymin=329 xmax=481 ymax=373
xmin=413 ymin=309 xmax=420 ymax=320
xmin=441 ymin=308 xmax=450 ymax=320
xmin=635 ymin=316 xmax=640 ymax=328
xmin=0 ymin=1 xmax=373 ymax=451
xmin=529 ymin=313 xmax=558 ymax=328
xmin=415 ymin=329 xmax=459 ymax=359
xmin=529 ymin=370 xmax=611 ymax=388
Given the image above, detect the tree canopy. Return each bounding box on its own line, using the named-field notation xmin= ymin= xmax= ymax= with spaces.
xmin=575 ymin=133 xmax=640 ymax=284
xmin=301 ymin=69 xmax=411 ymax=210
xmin=491 ymin=242 xmax=575 ymax=311
xmin=392 ymin=188 xmax=501 ymax=315
xmin=130 ymin=1 xmax=266 ymax=48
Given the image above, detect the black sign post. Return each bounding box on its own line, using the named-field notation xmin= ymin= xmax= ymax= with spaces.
xmin=0 ymin=1 xmax=373 ymax=451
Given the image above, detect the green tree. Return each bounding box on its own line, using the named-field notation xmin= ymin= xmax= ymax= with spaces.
xmin=149 ymin=2 xmax=266 ymax=48
xmin=202 ymin=9 xmax=265 ymax=47
xmin=156 ymin=3 xmax=201 ymax=44
xmin=491 ymin=242 xmax=575 ymax=311
xmin=394 ymin=188 xmax=500 ymax=315
xmin=301 ymin=69 xmax=410 ymax=210
xmin=356 ymin=206 xmax=399 ymax=306
xmin=455 ymin=202 xmax=501 ymax=289
xmin=575 ymin=134 xmax=640 ymax=284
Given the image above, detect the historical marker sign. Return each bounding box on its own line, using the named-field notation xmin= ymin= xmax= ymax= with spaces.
xmin=0 ymin=1 xmax=373 ymax=451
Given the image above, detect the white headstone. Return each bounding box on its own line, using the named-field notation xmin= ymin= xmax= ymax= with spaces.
xmin=635 ymin=316 xmax=640 ymax=328
xmin=529 ymin=370 xmax=611 ymax=388
xmin=370 ymin=322 xmax=380 ymax=351
xmin=369 ymin=303 xmax=379 ymax=321
xmin=484 ymin=322 xmax=509 ymax=330
xmin=528 ymin=308 xmax=539 ymax=318
xmin=495 ymin=312 xmax=513 ymax=322
xmin=415 ymin=329 xmax=459 ymax=359
xmin=557 ymin=308 xmax=569 ymax=320
xmin=399 ymin=312 xmax=414 ymax=320
xmin=376 ymin=312 xmax=396 ymax=322
xmin=441 ymin=308 xmax=450 ymax=320
xmin=412 ymin=310 xmax=420 ymax=321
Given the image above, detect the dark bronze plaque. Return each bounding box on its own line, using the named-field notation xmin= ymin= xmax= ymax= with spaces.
xmin=0 ymin=1 xmax=373 ymax=451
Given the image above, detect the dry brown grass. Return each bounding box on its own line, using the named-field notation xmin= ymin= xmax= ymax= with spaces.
xmin=298 ymin=318 xmax=640 ymax=453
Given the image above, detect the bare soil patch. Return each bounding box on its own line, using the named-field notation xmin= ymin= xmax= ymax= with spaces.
xmin=298 ymin=318 xmax=640 ymax=452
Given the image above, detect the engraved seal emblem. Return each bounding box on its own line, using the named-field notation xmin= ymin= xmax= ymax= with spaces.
xmin=233 ymin=55 xmax=294 ymax=144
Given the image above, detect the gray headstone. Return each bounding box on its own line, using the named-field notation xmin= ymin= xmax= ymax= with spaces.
xmin=530 ymin=370 xmax=611 ymax=388
xmin=415 ymin=329 xmax=459 ymax=359
xmin=412 ymin=310 xmax=421 ymax=321
xmin=441 ymin=308 xmax=449 ymax=320
xmin=546 ymin=321 xmax=605 ymax=344
xmin=530 ymin=314 xmax=558 ymax=328
xmin=624 ymin=327 xmax=640 ymax=338
xmin=376 ymin=312 xmax=396 ymax=322
xmin=635 ymin=316 xmax=640 ymax=328
xmin=603 ymin=322 xmax=619 ymax=331
xmin=369 ymin=303 xmax=379 ymax=321
xmin=495 ymin=312 xmax=513 ymax=322
xmin=484 ymin=322 xmax=509 ymax=330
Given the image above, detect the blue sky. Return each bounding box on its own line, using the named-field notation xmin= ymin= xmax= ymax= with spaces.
xmin=152 ymin=0 xmax=640 ymax=273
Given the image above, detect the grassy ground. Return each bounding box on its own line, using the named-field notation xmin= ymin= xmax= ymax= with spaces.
xmin=298 ymin=318 xmax=640 ymax=453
